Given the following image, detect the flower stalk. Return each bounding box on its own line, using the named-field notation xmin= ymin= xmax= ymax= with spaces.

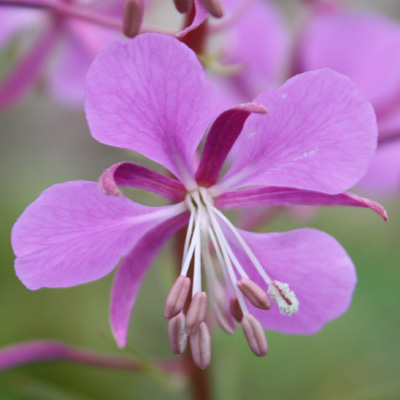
xmin=0 ymin=340 xmax=188 ymax=375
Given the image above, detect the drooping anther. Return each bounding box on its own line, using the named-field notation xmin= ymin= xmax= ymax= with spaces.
xmin=268 ymin=280 xmax=299 ymax=316
xmin=190 ymin=322 xmax=211 ymax=369
xmin=185 ymin=292 xmax=207 ymax=335
xmin=241 ymin=314 xmax=268 ymax=357
xmin=122 ymin=0 xmax=144 ymax=38
xmin=201 ymin=0 xmax=224 ymax=18
xmin=168 ymin=313 xmax=188 ymax=355
xmin=212 ymin=284 xmax=236 ymax=334
xmin=237 ymin=278 xmax=272 ymax=310
xmin=164 ymin=276 xmax=191 ymax=319
xmin=229 ymin=295 xmax=243 ymax=322
xmin=173 ymin=0 xmax=192 ymax=13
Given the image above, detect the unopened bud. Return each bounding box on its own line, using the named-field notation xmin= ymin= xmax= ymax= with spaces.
xmin=237 ymin=278 xmax=271 ymax=310
xmin=241 ymin=314 xmax=268 ymax=357
xmin=185 ymin=292 xmax=207 ymax=335
xmin=164 ymin=276 xmax=191 ymax=319
xmin=173 ymin=0 xmax=192 ymax=13
xmin=229 ymin=295 xmax=243 ymax=322
xmin=122 ymin=0 xmax=143 ymax=38
xmin=268 ymin=280 xmax=299 ymax=316
xmin=190 ymin=322 xmax=211 ymax=369
xmin=168 ymin=313 xmax=188 ymax=355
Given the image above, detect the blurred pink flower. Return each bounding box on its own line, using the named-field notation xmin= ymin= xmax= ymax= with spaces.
xmin=297 ymin=7 xmax=400 ymax=195
xmin=207 ymin=0 xmax=289 ymax=110
xmin=0 ymin=0 xmax=125 ymax=108
xmin=12 ymin=34 xmax=385 ymax=367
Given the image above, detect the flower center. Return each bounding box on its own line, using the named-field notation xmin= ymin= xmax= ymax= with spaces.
xmin=164 ymin=187 xmax=299 ymax=368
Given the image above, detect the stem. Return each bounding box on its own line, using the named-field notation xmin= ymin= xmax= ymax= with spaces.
xmin=0 ymin=340 xmax=187 ymax=374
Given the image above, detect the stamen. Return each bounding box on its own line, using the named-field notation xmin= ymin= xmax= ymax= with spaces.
xmin=229 ymin=296 xmax=243 ymax=322
xmin=182 ymin=208 xmax=195 ymax=262
xmin=241 ymin=314 xmax=268 ymax=357
xmin=185 ymin=292 xmax=207 ymax=335
xmin=164 ymin=276 xmax=191 ymax=319
xmin=211 ymin=206 xmax=272 ymax=285
xmin=208 ymin=220 xmax=249 ymax=316
xmin=192 ymin=206 xmax=203 ymax=296
xmin=190 ymin=322 xmax=211 ymax=369
xmin=268 ymin=280 xmax=299 ymax=316
xmin=209 ymin=282 xmax=236 ymax=334
xmin=199 ymin=188 xmax=249 ymax=316
xmin=200 ymin=222 xmax=236 ymax=334
xmin=207 ymin=215 xmax=249 ymax=280
xmin=237 ymin=278 xmax=271 ymax=310
xmin=167 ymin=313 xmax=188 ymax=355
xmin=180 ymin=216 xmax=200 ymax=277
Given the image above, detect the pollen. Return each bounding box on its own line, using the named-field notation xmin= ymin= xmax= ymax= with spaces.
xmin=268 ymin=280 xmax=299 ymax=316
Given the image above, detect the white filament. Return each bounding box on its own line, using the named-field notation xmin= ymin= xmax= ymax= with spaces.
xmin=180 ymin=187 xmax=298 ymax=319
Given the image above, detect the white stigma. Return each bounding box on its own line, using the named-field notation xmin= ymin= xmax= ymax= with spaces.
xmin=268 ymin=281 xmax=299 ymax=316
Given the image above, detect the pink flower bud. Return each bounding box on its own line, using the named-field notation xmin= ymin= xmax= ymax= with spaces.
xmin=173 ymin=0 xmax=192 ymax=13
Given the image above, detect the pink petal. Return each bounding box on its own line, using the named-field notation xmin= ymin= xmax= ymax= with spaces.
xmin=85 ymin=33 xmax=215 ymax=185
xmin=0 ymin=22 xmax=58 ymax=109
xmin=215 ymin=69 xmax=377 ymax=195
xmin=99 ymin=162 xmax=186 ymax=200
xmin=195 ymin=103 xmax=267 ymax=187
xmin=47 ymin=29 xmax=91 ymax=106
xmin=215 ymin=186 xmax=387 ymax=220
xmin=177 ymin=0 xmax=209 ymax=37
xmin=110 ymin=213 xmax=189 ymax=348
xmin=231 ymin=228 xmax=357 ymax=334
xmin=12 ymin=181 xmax=186 ymax=290
xmin=297 ymin=11 xmax=400 ymax=113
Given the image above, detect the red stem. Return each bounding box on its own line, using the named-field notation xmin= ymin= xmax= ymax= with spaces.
xmin=0 ymin=340 xmax=187 ymax=374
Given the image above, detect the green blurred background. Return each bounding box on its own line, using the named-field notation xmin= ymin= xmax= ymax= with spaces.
xmin=1 ymin=1 xmax=400 ymax=399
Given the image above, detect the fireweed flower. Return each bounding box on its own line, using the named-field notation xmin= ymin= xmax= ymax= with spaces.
xmin=210 ymin=0 xmax=289 ymax=109
xmin=0 ymin=0 xmax=163 ymax=107
xmin=296 ymin=7 xmax=400 ymax=195
xmin=0 ymin=2 xmax=121 ymax=107
xmin=12 ymin=33 xmax=386 ymax=368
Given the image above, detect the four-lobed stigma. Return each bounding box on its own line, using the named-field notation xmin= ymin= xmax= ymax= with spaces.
xmin=164 ymin=187 xmax=299 ymax=368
